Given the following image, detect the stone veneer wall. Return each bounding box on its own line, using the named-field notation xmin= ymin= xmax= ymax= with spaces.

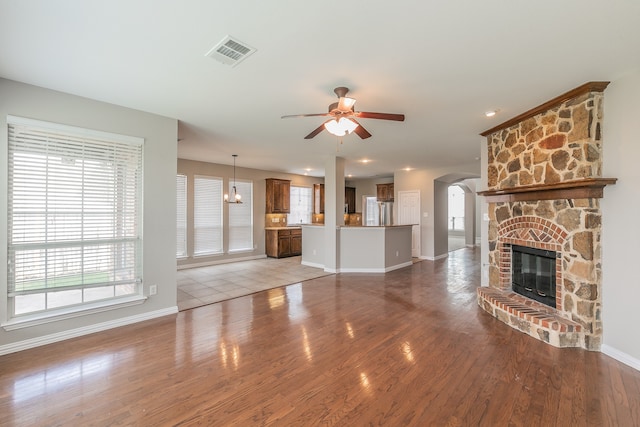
xmin=483 ymin=86 xmax=606 ymax=350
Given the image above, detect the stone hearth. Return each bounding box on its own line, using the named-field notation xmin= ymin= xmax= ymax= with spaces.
xmin=477 ymin=82 xmax=616 ymax=351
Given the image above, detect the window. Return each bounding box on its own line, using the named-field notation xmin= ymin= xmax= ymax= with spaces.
xmin=194 ymin=176 xmax=223 ymax=256
xmin=448 ymin=185 xmax=465 ymax=231
xmin=228 ymin=180 xmax=253 ymax=252
xmin=7 ymin=115 xmax=143 ymax=318
xmin=176 ymin=174 xmax=187 ymax=258
xmin=288 ymin=186 xmax=312 ymax=225
xmin=365 ymin=196 xmax=379 ymax=226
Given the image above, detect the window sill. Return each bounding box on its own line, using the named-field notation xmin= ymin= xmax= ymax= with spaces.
xmin=227 ymin=248 xmax=255 ymax=254
xmin=2 ymin=295 xmax=147 ymax=331
xmin=193 ymin=252 xmax=224 ymax=258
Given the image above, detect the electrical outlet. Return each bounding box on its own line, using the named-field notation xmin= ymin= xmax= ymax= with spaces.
xmin=149 ymin=284 xmax=157 ymax=295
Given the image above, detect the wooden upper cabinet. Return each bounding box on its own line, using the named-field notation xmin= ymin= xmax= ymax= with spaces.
xmin=345 ymin=187 xmax=356 ymax=213
xmin=266 ymin=178 xmax=291 ymax=213
xmin=313 ymin=183 xmax=324 ymax=214
xmin=376 ymin=183 xmax=394 ymax=202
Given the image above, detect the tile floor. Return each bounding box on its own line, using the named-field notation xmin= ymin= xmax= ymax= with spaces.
xmin=177 ymin=239 xmax=466 ymax=312
xmin=177 ymin=256 xmax=332 ymax=311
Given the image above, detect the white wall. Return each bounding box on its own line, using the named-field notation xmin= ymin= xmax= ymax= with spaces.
xmin=601 ymin=71 xmax=640 ymax=366
xmin=480 ymin=138 xmax=490 ymax=286
xmin=0 ymin=79 xmax=178 ymax=352
xmin=394 ymin=164 xmax=480 ymax=260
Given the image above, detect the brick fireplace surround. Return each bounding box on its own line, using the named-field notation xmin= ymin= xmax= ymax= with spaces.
xmin=477 ymin=82 xmax=616 ymax=351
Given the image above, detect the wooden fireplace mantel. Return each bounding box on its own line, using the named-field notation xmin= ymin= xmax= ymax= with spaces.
xmin=477 ymin=178 xmax=617 ymax=202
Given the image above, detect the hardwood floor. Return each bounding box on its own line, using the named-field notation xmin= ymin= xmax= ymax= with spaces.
xmin=1 ymin=248 xmax=639 ymax=426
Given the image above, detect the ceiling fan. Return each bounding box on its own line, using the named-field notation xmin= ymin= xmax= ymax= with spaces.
xmin=281 ymin=87 xmax=405 ymax=140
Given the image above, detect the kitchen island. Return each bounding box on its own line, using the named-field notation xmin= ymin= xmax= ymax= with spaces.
xmin=301 ymin=224 xmax=413 ymax=273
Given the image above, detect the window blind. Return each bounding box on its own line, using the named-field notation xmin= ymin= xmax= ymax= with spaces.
xmin=228 ymin=180 xmax=253 ymax=252
xmin=176 ymin=174 xmax=187 ymax=258
xmin=7 ymin=115 xmax=143 ymax=316
xmin=194 ymin=176 xmax=223 ymax=256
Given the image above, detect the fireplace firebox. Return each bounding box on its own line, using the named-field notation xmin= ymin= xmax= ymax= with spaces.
xmin=511 ymin=245 xmax=557 ymax=308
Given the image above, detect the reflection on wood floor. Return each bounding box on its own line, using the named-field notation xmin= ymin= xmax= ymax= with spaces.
xmin=1 ymin=248 xmax=639 ymax=426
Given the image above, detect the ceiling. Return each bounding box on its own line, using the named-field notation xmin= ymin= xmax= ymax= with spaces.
xmin=2 ymin=1 xmax=639 ymax=179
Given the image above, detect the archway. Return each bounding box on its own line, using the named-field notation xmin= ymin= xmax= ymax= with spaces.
xmin=433 ymin=173 xmax=480 ymax=258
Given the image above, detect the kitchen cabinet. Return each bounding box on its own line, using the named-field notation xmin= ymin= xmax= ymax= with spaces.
xmin=314 ymin=184 xmax=356 ymax=213
xmin=266 ymin=228 xmax=302 ymax=258
xmin=345 ymin=186 xmax=356 ymax=213
xmin=376 ymin=183 xmax=394 ymax=202
xmin=313 ymin=183 xmax=324 ymax=214
xmin=266 ymin=178 xmax=290 ymax=213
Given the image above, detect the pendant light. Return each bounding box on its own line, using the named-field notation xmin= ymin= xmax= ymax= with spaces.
xmin=224 ymin=154 xmax=243 ymax=203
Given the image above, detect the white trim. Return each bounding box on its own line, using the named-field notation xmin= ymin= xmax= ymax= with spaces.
xmin=7 ymin=114 xmax=144 ymax=146
xmin=338 ymin=261 xmax=413 ymax=274
xmin=602 ymin=344 xmax=640 ymax=372
xmin=301 ymin=260 xmax=325 ymax=269
xmin=339 ymin=267 xmax=386 ymax=273
xmin=2 ymin=295 xmax=147 ymax=331
xmin=0 ymin=306 xmax=178 ymax=356
xmin=178 ymin=254 xmax=266 ymax=270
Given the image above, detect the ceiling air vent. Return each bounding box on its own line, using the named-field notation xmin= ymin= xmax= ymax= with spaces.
xmin=205 ymin=35 xmax=256 ymax=67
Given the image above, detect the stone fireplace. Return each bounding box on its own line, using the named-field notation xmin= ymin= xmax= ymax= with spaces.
xmin=477 ymin=82 xmax=616 ymax=351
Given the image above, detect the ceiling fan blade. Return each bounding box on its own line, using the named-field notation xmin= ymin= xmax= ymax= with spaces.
xmin=304 ymin=121 xmax=330 ymax=139
xmin=354 ymin=111 xmax=405 ymax=121
xmin=281 ymin=113 xmax=331 ymax=119
xmin=350 ymin=119 xmax=372 ymax=139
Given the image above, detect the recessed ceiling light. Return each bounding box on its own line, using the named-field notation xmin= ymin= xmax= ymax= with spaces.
xmin=404 ymin=167 xmax=413 ymax=171
xmin=360 ymin=159 xmax=370 ymax=164
xmin=347 ymin=174 xmax=353 ymax=178
xmin=485 ymin=110 xmax=498 ymax=117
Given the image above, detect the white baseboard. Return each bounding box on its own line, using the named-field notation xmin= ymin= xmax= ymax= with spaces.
xmin=301 ymin=260 xmax=325 ymax=270
xmin=420 ymin=253 xmax=449 ymax=261
xmin=302 ymin=261 xmax=413 ymax=273
xmin=0 ymin=306 xmax=178 ymax=356
xmin=602 ymin=344 xmax=640 ymax=372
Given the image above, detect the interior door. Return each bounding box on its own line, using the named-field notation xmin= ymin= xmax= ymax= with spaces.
xmin=398 ymin=190 xmax=421 ymax=258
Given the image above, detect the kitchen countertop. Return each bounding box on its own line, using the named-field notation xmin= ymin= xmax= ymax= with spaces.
xmin=300 ymin=224 xmax=414 ymax=228
xmin=264 ymin=226 xmax=303 ymax=230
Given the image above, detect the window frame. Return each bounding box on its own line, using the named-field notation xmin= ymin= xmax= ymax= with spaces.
xmin=227 ymin=179 xmax=253 ymax=253
xmin=176 ymin=174 xmax=187 ymax=259
xmin=4 ymin=115 xmax=144 ymax=327
xmin=193 ymin=175 xmax=224 ymax=257
xmin=288 ymin=185 xmax=313 ymax=225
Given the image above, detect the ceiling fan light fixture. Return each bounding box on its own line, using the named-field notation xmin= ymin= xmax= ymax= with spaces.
xmin=337 ymin=96 xmax=356 ymax=111
xmin=325 ymin=117 xmax=358 ymax=136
